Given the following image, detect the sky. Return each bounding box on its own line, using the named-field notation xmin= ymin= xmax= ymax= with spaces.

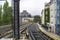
xmin=0 ymin=0 xmax=50 ymax=16
xmin=20 ymin=0 xmax=50 ymax=16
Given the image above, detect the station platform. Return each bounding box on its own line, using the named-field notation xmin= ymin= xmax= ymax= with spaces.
xmin=37 ymin=23 xmax=60 ymax=40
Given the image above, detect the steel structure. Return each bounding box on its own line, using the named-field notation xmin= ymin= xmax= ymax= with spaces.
xmin=13 ymin=0 xmax=20 ymax=40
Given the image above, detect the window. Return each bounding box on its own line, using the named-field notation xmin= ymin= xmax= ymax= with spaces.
xmin=51 ymin=15 xmax=53 ymax=17
xmin=51 ymin=22 xmax=53 ymax=24
xmin=51 ymin=9 xmax=53 ymax=11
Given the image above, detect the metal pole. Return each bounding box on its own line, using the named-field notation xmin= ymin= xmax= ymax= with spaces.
xmin=13 ymin=0 xmax=20 ymax=40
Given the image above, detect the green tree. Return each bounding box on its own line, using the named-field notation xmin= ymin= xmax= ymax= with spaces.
xmin=33 ymin=15 xmax=41 ymax=24
xmin=3 ymin=0 xmax=12 ymax=25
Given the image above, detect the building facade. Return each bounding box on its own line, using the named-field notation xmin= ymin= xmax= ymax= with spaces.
xmin=41 ymin=10 xmax=45 ymax=24
xmin=20 ymin=10 xmax=32 ymax=23
xmin=20 ymin=10 xmax=31 ymax=17
xmin=44 ymin=2 xmax=50 ymax=25
xmin=50 ymin=0 xmax=60 ymax=34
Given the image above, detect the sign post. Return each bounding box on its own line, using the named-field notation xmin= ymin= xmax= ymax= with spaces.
xmin=13 ymin=0 xmax=20 ymax=40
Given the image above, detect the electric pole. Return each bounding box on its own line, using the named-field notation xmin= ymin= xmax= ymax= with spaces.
xmin=13 ymin=0 xmax=20 ymax=40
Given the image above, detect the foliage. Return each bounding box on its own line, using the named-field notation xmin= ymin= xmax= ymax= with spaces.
xmin=33 ymin=15 xmax=41 ymax=24
xmin=0 ymin=0 xmax=12 ymax=25
xmin=0 ymin=5 xmax=2 ymax=25
xmin=44 ymin=8 xmax=50 ymax=25
xmin=2 ymin=0 xmax=12 ymax=25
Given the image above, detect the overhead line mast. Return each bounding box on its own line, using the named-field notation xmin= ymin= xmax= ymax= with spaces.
xmin=13 ymin=0 xmax=20 ymax=40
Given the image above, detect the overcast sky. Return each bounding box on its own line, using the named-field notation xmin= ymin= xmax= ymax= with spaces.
xmin=0 ymin=0 xmax=50 ymax=16
xmin=20 ymin=0 xmax=50 ymax=16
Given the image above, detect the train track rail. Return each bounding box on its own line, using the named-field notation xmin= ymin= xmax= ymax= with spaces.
xmin=28 ymin=23 xmax=53 ymax=40
xmin=29 ymin=30 xmax=52 ymax=40
xmin=0 ymin=23 xmax=31 ymax=38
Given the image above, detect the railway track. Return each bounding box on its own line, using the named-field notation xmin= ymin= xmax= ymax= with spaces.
xmin=28 ymin=23 xmax=53 ymax=40
xmin=0 ymin=26 xmax=12 ymax=38
xmin=20 ymin=23 xmax=32 ymax=40
xmin=20 ymin=29 xmax=29 ymax=40
xmin=0 ymin=23 xmax=31 ymax=38
xmin=29 ymin=30 xmax=52 ymax=40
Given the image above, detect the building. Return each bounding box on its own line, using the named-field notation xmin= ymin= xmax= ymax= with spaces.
xmin=50 ymin=0 xmax=55 ymax=33
xmin=20 ymin=10 xmax=32 ymax=23
xmin=50 ymin=0 xmax=60 ymax=34
xmin=44 ymin=2 xmax=50 ymax=25
xmin=41 ymin=10 xmax=45 ymax=24
xmin=22 ymin=17 xmax=34 ymax=23
xmin=20 ymin=10 xmax=31 ymax=18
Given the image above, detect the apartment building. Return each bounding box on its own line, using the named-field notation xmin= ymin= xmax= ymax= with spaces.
xmin=41 ymin=10 xmax=45 ymax=24
xmin=50 ymin=0 xmax=60 ymax=35
xmin=44 ymin=2 xmax=50 ymax=25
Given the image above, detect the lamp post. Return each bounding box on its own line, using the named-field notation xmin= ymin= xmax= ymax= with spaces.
xmin=13 ymin=0 xmax=20 ymax=40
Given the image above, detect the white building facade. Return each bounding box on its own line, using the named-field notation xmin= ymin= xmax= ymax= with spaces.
xmin=50 ymin=0 xmax=60 ymax=35
xmin=41 ymin=10 xmax=45 ymax=24
xmin=50 ymin=2 xmax=56 ymax=33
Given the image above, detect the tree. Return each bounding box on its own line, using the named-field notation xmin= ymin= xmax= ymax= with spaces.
xmin=7 ymin=6 xmax=12 ymax=24
xmin=33 ymin=15 xmax=41 ymax=24
xmin=3 ymin=0 xmax=12 ymax=25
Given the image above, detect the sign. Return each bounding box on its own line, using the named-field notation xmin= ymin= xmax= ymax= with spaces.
xmin=13 ymin=0 xmax=20 ymax=39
